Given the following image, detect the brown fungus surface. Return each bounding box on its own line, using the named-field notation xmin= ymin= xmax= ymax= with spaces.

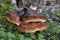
xmin=16 ymin=22 xmax=47 ymax=33
xmin=22 ymin=13 xmax=47 ymax=22
xmin=6 ymin=12 xmax=21 ymax=25
xmin=6 ymin=11 xmax=47 ymax=33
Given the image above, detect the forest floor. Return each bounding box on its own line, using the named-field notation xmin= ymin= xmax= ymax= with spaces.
xmin=0 ymin=2 xmax=60 ymax=40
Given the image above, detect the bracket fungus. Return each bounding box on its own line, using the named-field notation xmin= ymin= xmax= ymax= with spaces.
xmin=6 ymin=10 xmax=47 ymax=33
xmin=22 ymin=13 xmax=47 ymax=23
xmin=17 ymin=22 xmax=47 ymax=33
xmin=6 ymin=12 xmax=20 ymax=25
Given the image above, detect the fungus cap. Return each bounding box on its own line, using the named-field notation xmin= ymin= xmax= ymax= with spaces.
xmin=17 ymin=22 xmax=47 ymax=33
xmin=22 ymin=13 xmax=47 ymax=23
xmin=6 ymin=12 xmax=21 ymax=25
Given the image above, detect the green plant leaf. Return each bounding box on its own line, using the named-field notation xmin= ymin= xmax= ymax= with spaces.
xmin=6 ymin=32 xmax=15 ymax=39
xmin=0 ymin=31 xmax=6 ymax=37
xmin=0 ymin=28 xmax=5 ymax=31
xmin=24 ymin=38 xmax=32 ymax=40
xmin=0 ymin=38 xmax=5 ymax=40
xmin=38 ymin=33 xmax=45 ymax=40
xmin=17 ymin=34 xmax=24 ymax=40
